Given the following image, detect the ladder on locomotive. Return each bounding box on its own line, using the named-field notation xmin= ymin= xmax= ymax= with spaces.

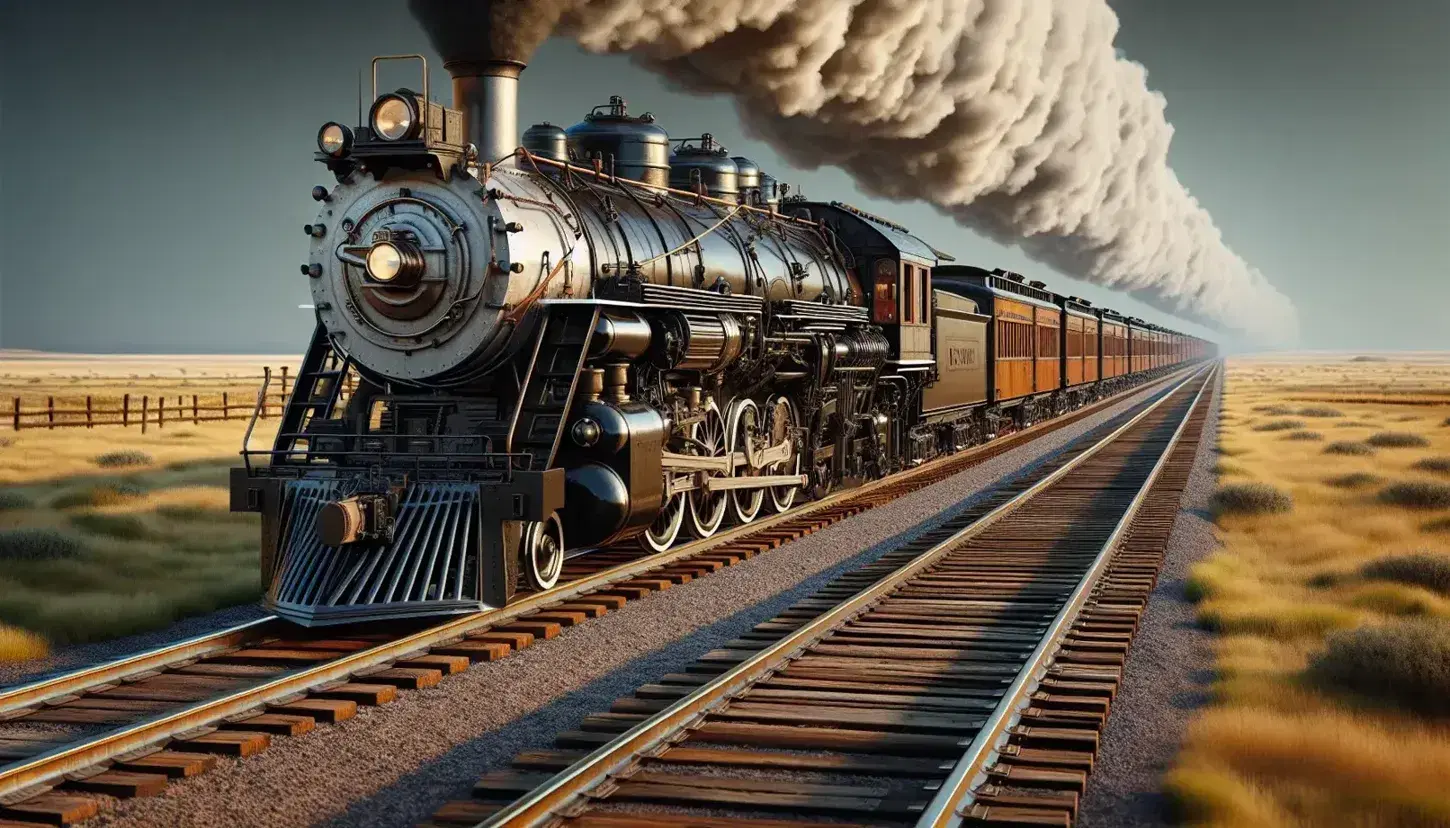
xmin=507 ymin=304 xmax=601 ymax=472
xmin=273 ymin=323 xmax=353 ymax=462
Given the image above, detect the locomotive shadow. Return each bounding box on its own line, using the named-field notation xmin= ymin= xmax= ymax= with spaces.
xmin=310 ymin=438 xmax=1111 ymax=828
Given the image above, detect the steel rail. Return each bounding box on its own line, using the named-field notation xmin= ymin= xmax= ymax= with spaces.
xmin=915 ymin=362 xmax=1216 ymax=828
xmin=473 ymin=364 xmax=1212 ymax=827
xmin=0 ymin=617 xmax=279 ymax=715
xmin=0 ymin=366 xmax=1191 ymax=719
xmin=0 ymin=365 xmax=1198 ymax=799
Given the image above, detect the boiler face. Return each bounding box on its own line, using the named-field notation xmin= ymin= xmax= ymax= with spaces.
xmin=309 ymin=169 xmax=513 ymax=385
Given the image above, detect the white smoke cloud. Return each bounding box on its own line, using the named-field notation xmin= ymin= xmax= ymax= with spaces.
xmin=553 ymin=0 xmax=1298 ymax=343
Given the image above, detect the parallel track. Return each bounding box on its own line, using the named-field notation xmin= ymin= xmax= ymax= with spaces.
xmin=426 ymin=365 xmax=1215 ymax=828
xmin=0 ymin=367 xmax=1201 ymax=826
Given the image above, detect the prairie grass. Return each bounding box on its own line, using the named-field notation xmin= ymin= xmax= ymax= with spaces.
xmin=1173 ymin=354 xmax=1450 ymax=827
xmin=1284 ymin=430 xmax=1321 ymax=441
xmin=1367 ymin=431 xmax=1431 ymax=448
xmin=1324 ymin=472 xmax=1381 ymax=489
xmin=1412 ymin=456 xmax=1450 ymax=474
xmin=1211 ymin=483 xmax=1293 ymax=517
xmin=1296 ymin=406 xmax=1343 ymax=418
xmin=1252 ymin=419 xmax=1304 ymax=432
xmin=0 ymin=406 xmax=279 ymax=649
xmin=1378 ymin=481 xmax=1450 ymax=509
xmin=0 ymin=624 xmax=48 ymax=663
xmin=93 ymin=450 xmax=153 ymax=468
xmin=1362 ymin=553 xmax=1450 ymax=595
xmin=1323 ymin=441 xmax=1374 ymax=456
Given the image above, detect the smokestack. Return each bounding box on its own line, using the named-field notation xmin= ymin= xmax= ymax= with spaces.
xmin=408 ymin=0 xmax=566 ymax=164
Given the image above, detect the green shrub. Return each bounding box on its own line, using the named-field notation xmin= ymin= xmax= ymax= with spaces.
xmin=1285 ymin=431 xmax=1322 ymax=441
xmin=0 ymin=528 xmax=84 ymax=561
xmin=1254 ymin=419 xmax=1305 ymax=432
xmin=1350 ymin=355 xmax=1388 ymax=362
xmin=1324 ymin=441 xmax=1374 ymax=456
xmin=1412 ymin=457 xmax=1450 ymax=475
xmin=1379 ymin=482 xmax=1450 ymax=510
xmin=1325 ymin=472 xmax=1381 ymax=489
xmin=1361 ymin=553 xmax=1450 ymax=596
xmin=0 ymin=490 xmax=32 ymax=511
xmin=69 ymin=513 xmax=152 ymax=541
xmin=1367 ymin=432 xmax=1430 ymax=448
xmin=1306 ymin=620 xmax=1450 ymax=715
xmin=1297 ymin=406 xmax=1344 ymax=418
xmin=93 ymin=450 xmax=154 ymax=468
xmin=1211 ymin=483 xmax=1293 ymax=517
xmin=1423 ymin=517 xmax=1450 ymax=534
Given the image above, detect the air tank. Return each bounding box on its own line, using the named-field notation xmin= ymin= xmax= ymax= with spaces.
xmin=564 ymin=96 xmax=670 ymax=187
xmin=732 ymin=156 xmax=761 ymax=204
xmin=668 ymin=135 xmax=739 ymax=200
xmin=522 ymin=122 xmax=568 ymax=162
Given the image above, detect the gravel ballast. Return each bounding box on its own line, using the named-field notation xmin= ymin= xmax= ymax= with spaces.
xmin=1077 ymin=371 xmax=1223 ymax=827
xmin=66 ymin=378 xmax=1184 ymax=828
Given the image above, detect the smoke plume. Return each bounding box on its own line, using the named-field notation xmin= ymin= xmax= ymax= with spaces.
xmin=476 ymin=1 xmax=1299 ymax=341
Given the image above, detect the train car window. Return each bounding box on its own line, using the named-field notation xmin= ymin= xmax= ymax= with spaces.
xmin=902 ymin=264 xmax=916 ymax=324
xmin=919 ymin=268 xmax=931 ymax=323
xmin=873 ymin=259 xmax=897 ymax=323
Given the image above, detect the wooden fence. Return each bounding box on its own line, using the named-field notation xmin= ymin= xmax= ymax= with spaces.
xmin=8 ymin=367 xmax=356 ymax=432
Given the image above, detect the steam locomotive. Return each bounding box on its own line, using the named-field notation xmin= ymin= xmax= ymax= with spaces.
xmin=230 ymin=48 xmax=1212 ymax=626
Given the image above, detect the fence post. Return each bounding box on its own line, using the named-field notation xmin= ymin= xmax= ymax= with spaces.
xmin=158 ymin=396 xmax=165 ymax=429
xmin=86 ymin=396 xmax=93 ymax=429
xmin=47 ymin=397 xmax=54 ymax=430
xmin=222 ymin=391 xmax=229 ymax=421
xmin=123 ymin=394 xmax=130 ymax=427
xmin=11 ymin=397 xmax=18 ymax=431
xmin=192 ymin=394 xmax=199 ymax=424
xmin=280 ymin=366 xmax=289 ymax=400
xmin=141 ymin=396 xmax=149 ymax=434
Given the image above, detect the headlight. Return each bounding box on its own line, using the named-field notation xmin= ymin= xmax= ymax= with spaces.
xmin=370 ymin=94 xmax=418 ymax=141
xmin=317 ymin=122 xmax=352 ymax=156
xmin=366 ymin=243 xmax=404 ymax=282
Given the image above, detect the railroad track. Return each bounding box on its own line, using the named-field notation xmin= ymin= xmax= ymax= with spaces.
xmin=0 ymin=367 xmax=1201 ymax=826
xmin=426 ymin=364 xmax=1216 ymax=828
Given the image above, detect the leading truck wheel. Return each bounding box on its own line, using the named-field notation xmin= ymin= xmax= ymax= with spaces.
xmin=521 ymin=512 xmax=565 ymax=591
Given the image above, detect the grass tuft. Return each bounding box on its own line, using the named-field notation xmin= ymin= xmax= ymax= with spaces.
xmin=0 ymin=528 xmax=84 ymax=561
xmin=1284 ymin=430 xmax=1322 ymax=441
xmin=1366 ymin=431 xmax=1430 ymax=448
xmin=1306 ymin=620 xmax=1450 ymax=715
xmin=0 ymin=489 xmax=32 ymax=510
xmin=1252 ymin=404 xmax=1295 ymax=415
xmin=1361 ymin=553 xmax=1450 ymax=596
xmin=1378 ymin=481 xmax=1450 ymax=510
xmin=1253 ymin=419 xmax=1305 ymax=432
xmin=1325 ymin=472 xmax=1382 ymax=490
xmin=0 ymin=624 xmax=49 ymax=663
xmin=1211 ymin=483 xmax=1293 ymax=517
xmin=50 ymin=483 xmax=145 ymax=509
xmin=1297 ymin=406 xmax=1344 ymax=418
xmin=1423 ymin=517 xmax=1450 ymax=534
xmin=1324 ymin=441 xmax=1374 ymax=456
xmin=1411 ymin=457 xmax=1450 ymax=475
xmin=93 ymin=449 xmax=154 ymax=468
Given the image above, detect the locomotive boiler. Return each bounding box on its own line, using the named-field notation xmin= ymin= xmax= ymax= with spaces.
xmin=230 ymin=0 xmax=1211 ymax=626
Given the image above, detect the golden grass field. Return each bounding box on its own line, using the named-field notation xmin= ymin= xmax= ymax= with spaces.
xmin=0 ymin=354 xmax=288 ymax=659
xmin=1170 ymin=354 xmax=1450 ymax=827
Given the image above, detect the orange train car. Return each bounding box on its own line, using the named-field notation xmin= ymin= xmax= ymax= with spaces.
xmin=933 ymin=266 xmax=1061 ymax=406
xmin=1060 ymin=295 xmax=1099 ymax=387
